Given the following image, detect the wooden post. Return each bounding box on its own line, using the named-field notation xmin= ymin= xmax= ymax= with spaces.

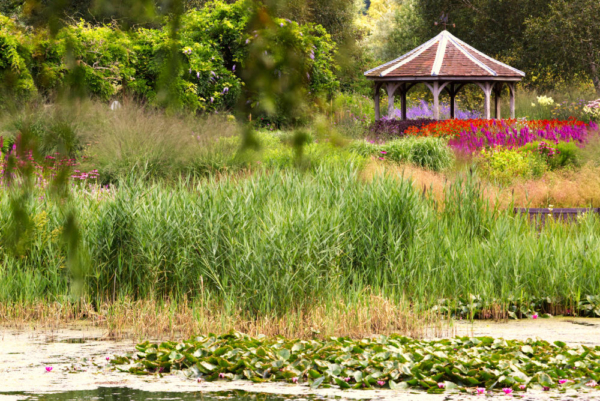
xmin=386 ymin=83 xmax=398 ymax=117
xmin=494 ymin=83 xmax=503 ymax=119
xmin=477 ymin=82 xmax=493 ymax=119
xmin=426 ymin=81 xmax=449 ymax=121
xmin=374 ymin=82 xmax=381 ymax=120
xmin=449 ymin=83 xmax=455 ymax=119
xmin=400 ymin=84 xmax=407 ymax=121
xmin=509 ymin=83 xmax=516 ymax=119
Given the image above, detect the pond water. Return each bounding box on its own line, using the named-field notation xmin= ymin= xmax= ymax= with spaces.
xmin=2 ymin=389 xmax=334 ymax=401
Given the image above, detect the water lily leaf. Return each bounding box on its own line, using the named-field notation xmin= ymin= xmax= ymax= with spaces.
xmin=278 ymin=349 xmax=291 ymax=361
xmin=311 ymin=376 xmax=325 ymax=389
xmin=291 ymin=343 xmax=304 ymax=353
xmin=521 ymin=345 xmax=534 ymax=355
xmin=200 ymin=361 xmax=217 ymax=372
xmin=537 ymin=372 xmax=554 ymax=386
xmin=334 ymin=377 xmax=351 ymax=389
xmin=308 ymin=369 xmax=321 ymax=379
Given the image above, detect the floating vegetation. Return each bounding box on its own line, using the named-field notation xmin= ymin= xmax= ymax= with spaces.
xmin=112 ymin=332 xmax=600 ymax=394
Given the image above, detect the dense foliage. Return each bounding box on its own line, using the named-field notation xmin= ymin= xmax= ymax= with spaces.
xmin=0 ymin=0 xmax=339 ymax=114
xmin=114 ymin=331 xmax=600 ymax=393
xmin=368 ymin=118 xmax=434 ymax=139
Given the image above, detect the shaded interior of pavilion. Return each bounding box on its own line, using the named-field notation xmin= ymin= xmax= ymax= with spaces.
xmin=372 ymin=80 xmax=518 ymax=121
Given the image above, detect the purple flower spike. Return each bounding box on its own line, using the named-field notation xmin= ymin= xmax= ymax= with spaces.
xmin=222 ymin=87 xmax=229 ymax=94
xmin=232 ymin=64 xmax=236 ymax=72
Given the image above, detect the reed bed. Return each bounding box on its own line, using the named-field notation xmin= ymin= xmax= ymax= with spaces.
xmin=1 ymin=164 xmax=600 ymax=332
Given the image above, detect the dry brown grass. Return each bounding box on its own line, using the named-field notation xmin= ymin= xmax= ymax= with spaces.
xmin=0 ymin=296 xmax=452 ymax=341
xmin=362 ymin=160 xmax=600 ymax=209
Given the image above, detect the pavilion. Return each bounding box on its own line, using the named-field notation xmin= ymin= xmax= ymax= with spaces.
xmin=364 ymin=30 xmax=525 ymax=120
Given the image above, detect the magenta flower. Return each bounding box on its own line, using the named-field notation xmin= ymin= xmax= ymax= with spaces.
xmin=476 ymin=388 xmax=485 ymax=394
xmin=292 ymin=377 xmax=298 ymax=383
xmin=106 ymin=357 xmax=110 ymax=361
xmin=502 ymin=388 xmax=513 ymax=395
xmin=532 ymin=314 xmax=538 ymax=319
xmin=558 ymin=379 xmax=568 ymax=385
xmin=519 ymin=384 xmax=526 ymax=390
xmin=377 ymin=380 xmax=386 ymax=387
xmin=378 ymin=157 xmax=384 ymax=160
xmin=45 ymin=367 xmax=53 ymax=372
xmin=380 ymin=151 xmax=387 ymax=154
xmin=218 ymin=373 xmax=225 ymax=379
xmin=438 ymin=383 xmax=445 ymax=389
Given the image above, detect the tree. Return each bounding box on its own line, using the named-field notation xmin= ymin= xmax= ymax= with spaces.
xmin=526 ymin=0 xmax=600 ymax=95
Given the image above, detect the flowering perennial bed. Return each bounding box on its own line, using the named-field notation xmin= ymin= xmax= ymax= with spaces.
xmin=404 ymin=118 xmax=598 ymax=153
xmin=112 ymin=332 xmax=600 ymax=395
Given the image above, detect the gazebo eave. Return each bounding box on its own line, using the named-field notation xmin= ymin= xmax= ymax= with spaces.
xmin=366 ymin=76 xmax=523 ymax=82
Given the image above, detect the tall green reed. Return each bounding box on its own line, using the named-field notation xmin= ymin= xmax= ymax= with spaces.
xmin=1 ymin=164 xmax=600 ymax=317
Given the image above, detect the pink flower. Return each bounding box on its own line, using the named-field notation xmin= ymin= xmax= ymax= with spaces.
xmin=438 ymin=383 xmax=445 ymax=389
xmin=532 ymin=314 xmax=538 ymax=319
xmin=344 ymin=377 xmax=351 ymax=382
xmin=378 ymin=157 xmax=384 ymax=160
xmin=45 ymin=367 xmax=53 ymax=372
xmin=519 ymin=385 xmax=526 ymax=390
xmin=218 ymin=373 xmax=225 ymax=379
xmin=586 ymin=380 xmax=598 ymax=387
xmin=106 ymin=357 xmax=110 ymax=361
xmin=476 ymin=388 xmax=486 ymax=394
xmin=380 ymin=151 xmax=387 ymax=154
xmin=502 ymin=388 xmax=513 ymax=395
xmin=292 ymin=377 xmax=298 ymax=383
xmin=558 ymin=379 xmax=568 ymax=385
xmin=377 ymin=380 xmax=386 ymax=387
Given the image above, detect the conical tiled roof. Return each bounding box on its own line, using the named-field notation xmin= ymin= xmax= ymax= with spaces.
xmin=365 ymin=30 xmax=525 ymax=79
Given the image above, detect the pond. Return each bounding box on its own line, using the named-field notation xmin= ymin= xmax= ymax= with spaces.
xmin=1 ymin=389 xmax=335 ymax=401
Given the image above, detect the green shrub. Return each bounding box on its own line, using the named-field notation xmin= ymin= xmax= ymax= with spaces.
xmin=0 ymin=0 xmax=339 ymax=116
xmin=0 ymin=15 xmax=36 ymax=104
xmin=349 ymin=137 xmax=454 ymax=171
xmin=477 ymin=147 xmax=545 ymax=183
xmin=521 ymin=141 xmax=580 ymax=170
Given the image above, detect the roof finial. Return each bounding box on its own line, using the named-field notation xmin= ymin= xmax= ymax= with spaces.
xmin=434 ymin=13 xmax=455 ymax=30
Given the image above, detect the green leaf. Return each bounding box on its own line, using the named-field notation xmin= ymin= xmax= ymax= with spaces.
xmin=311 ymin=376 xmax=325 ymax=389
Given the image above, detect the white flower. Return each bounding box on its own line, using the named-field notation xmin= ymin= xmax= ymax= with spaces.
xmin=537 ymin=95 xmax=555 ymax=106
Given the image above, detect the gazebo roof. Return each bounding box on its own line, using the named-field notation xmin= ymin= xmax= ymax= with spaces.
xmin=364 ymin=30 xmax=525 ymax=80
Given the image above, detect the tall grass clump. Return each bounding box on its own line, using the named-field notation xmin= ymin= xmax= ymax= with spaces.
xmin=2 ymin=165 xmax=600 ymax=321
xmin=350 ymin=137 xmax=454 ymax=171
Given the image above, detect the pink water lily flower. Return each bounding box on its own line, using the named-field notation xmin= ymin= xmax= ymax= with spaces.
xmin=438 ymin=383 xmax=445 ymax=389
xmin=292 ymin=377 xmax=298 ymax=383
xmin=586 ymin=380 xmax=598 ymax=387
xmin=45 ymin=367 xmax=53 ymax=372
xmin=476 ymin=388 xmax=486 ymax=394
xmin=218 ymin=373 xmax=225 ymax=379
xmin=532 ymin=313 xmax=538 ymax=319
xmin=377 ymin=380 xmax=386 ymax=386
xmin=502 ymin=388 xmax=513 ymax=395
xmin=519 ymin=384 xmax=526 ymax=390
xmin=558 ymin=379 xmax=568 ymax=385
xmin=344 ymin=377 xmax=351 ymax=382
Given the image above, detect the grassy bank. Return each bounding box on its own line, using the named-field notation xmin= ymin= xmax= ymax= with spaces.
xmin=2 ymin=164 xmax=600 ymax=326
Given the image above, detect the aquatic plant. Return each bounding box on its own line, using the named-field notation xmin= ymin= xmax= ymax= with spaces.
xmin=113 ymin=332 xmax=600 ymax=394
